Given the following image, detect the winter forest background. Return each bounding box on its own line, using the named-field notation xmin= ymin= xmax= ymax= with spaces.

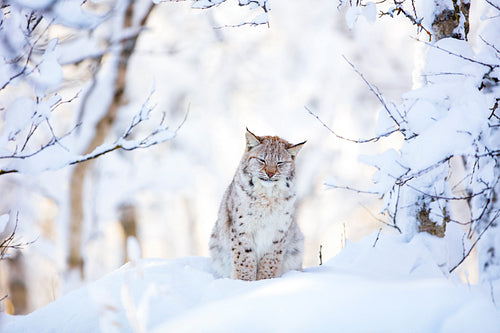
xmin=0 ymin=0 xmax=499 ymax=324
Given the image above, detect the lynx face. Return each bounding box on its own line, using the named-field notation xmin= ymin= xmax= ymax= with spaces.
xmin=244 ymin=130 xmax=304 ymax=187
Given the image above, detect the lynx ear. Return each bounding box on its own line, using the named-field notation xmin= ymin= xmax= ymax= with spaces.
xmin=287 ymin=141 xmax=306 ymax=159
xmin=245 ymin=128 xmax=261 ymax=150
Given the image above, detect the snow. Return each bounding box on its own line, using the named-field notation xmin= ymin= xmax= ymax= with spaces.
xmin=0 ymin=214 xmax=9 ymax=236
xmin=2 ymin=233 xmax=499 ymax=333
xmin=0 ymin=8 xmax=25 ymax=61
xmin=52 ymin=0 xmax=99 ymax=29
xmin=251 ymin=12 xmax=269 ymax=25
xmin=192 ymin=0 xmax=226 ymax=9
xmin=126 ymin=236 xmax=142 ymax=262
xmin=345 ymin=2 xmax=377 ymax=30
xmin=1 ymin=97 xmax=35 ymax=143
xmin=2 ymin=0 xmax=499 ymax=322
xmin=34 ymin=39 xmax=63 ymax=98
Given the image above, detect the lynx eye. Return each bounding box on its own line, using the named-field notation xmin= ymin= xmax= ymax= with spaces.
xmin=277 ymin=161 xmax=287 ymax=167
xmin=256 ymin=158 xmax=266 ymax=165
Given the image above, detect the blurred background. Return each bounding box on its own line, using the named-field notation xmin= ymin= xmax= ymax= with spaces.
xmin=0 ymin=0 xmax=416 ymax=314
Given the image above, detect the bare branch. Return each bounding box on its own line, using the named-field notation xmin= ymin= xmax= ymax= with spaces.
xmin=403 ymin=181 xmax=490 ymax=201
xmin=485 ymin=0 xmax=500 ymax=12
xmin=391 ymin=184 xmax=402 ymax=232
xmin=360 ymin=203 xmax=402 ymax=233
xmin=318 ymin=245 xmax=323 ymax=265
xmin=0 ymin=213 xmax=36 ymax=259
xmin=414 ymin=37 xmax=498 ymax=71
xmin=306 ymin=106 xmax=397 ymax=143
xmin=395 ymin=156 xmax=452 ymax=187
xmin=0 ymin=123 xmax=82 ymax=161
xmin=213 ymin=20 xmax=270 ymax=29
xmin=379 ymin=2 xmax=432 ymax=40
xmin=372 ymin=228 xmax=382 ymax=247
xmin=449 ymin=210 xmax=500 ymax=273
xmin=342 ymin=55 xmax=405 ymax=131
xmin=0 ymin=101 xmax=184 ymax=176
xmin=324 ymin=182 xmax=381 ymax=195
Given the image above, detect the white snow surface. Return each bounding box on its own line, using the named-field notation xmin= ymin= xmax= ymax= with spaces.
xmin=0 ymin=214 xmax=9 ymax=237
xmin=2 ymin=233 xmax=499 ymax=333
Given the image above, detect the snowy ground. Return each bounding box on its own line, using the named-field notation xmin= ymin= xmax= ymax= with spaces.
xmin=2 ymin=232 xmax=499 ymax=333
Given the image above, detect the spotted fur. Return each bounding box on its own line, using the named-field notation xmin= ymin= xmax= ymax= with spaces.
xmin=209 ymin=128 xmax=305 ymax=281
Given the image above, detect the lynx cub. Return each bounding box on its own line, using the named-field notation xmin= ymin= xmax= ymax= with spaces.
xmin=209 ymin=128 xmax=305 ymax=281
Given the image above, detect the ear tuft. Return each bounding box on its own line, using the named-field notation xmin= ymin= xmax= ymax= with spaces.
xmin=287 ymin=141 xmax=306 ymax=159
xmin=245 ymin=128 xmax=261 ymax=151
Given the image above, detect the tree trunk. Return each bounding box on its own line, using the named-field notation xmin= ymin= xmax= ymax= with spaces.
xmin=68 ymin=1 xmax=155 ymax=278
xmin=6 ymin=252 xmax=27 ymax=314
xmin=118 ymin=203 xmax=138 ymax=263
xmin=413 ymin=0 xmax=470 ymax=238
xmin=432 ymin=0 xmax=470 ymax=41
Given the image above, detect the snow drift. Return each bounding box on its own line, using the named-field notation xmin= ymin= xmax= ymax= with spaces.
xmin=2 ymin=232 xmax=499 ymax=333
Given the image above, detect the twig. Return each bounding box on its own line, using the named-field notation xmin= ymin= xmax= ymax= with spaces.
xmin=392 ymin=184 xmax=401 ymax=231
xmin=449 ymin=210 xmax=500 ymax=273
xmin=414 ymin=37 xmax=498 ymax=71
xmin=342 ymin=55 xmax=404 ymax=130
xmin=0 ymin=96 xmax=189 ymax=176
xmin=485 ymin=0 xmax=500 ymax=12
xmin=372 ymin=228 xmax=382 ymax=247
xmin=324 ymin=182 xmax=381 ymax=195
xmin=306 ymin=106 xmax=397 ymax=143
xmin=0 ymin=123 xmax=82 ymax=160
xmin=213 ymin=20 xmax=270 ymax=29
xmin=379 ymin=3 xmax=432 ymax=40
xmin=0 ymin=213 xmax=36 ymax=259
xmin=403 ymin=181 xmax=490 ymax=201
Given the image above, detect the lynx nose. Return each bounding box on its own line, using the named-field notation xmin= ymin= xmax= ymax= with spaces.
xmin=266 ymin=170 xmax=276 ymax=178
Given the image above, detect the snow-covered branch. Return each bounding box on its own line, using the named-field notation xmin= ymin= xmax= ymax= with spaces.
xmin=0 ymin=1 xmax=181 ymax=177
xmin=155 ymin=0 xmax=271 ymax=27
xmin=0 ymin=92 xmax=181 ymax=176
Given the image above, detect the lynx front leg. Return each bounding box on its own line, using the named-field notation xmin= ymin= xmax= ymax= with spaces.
xmin=230 ymin=228 xmax=257 ymax=281
xmin=257 ymin=239 xmax=285 ymax=280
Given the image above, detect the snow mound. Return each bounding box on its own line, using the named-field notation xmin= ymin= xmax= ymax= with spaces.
xmin=2 ymin=234 xmax=499 ymax=333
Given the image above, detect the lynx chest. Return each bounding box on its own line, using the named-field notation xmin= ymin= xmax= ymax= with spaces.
xmin=237 ymin=189 xmax=294 ymax=259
